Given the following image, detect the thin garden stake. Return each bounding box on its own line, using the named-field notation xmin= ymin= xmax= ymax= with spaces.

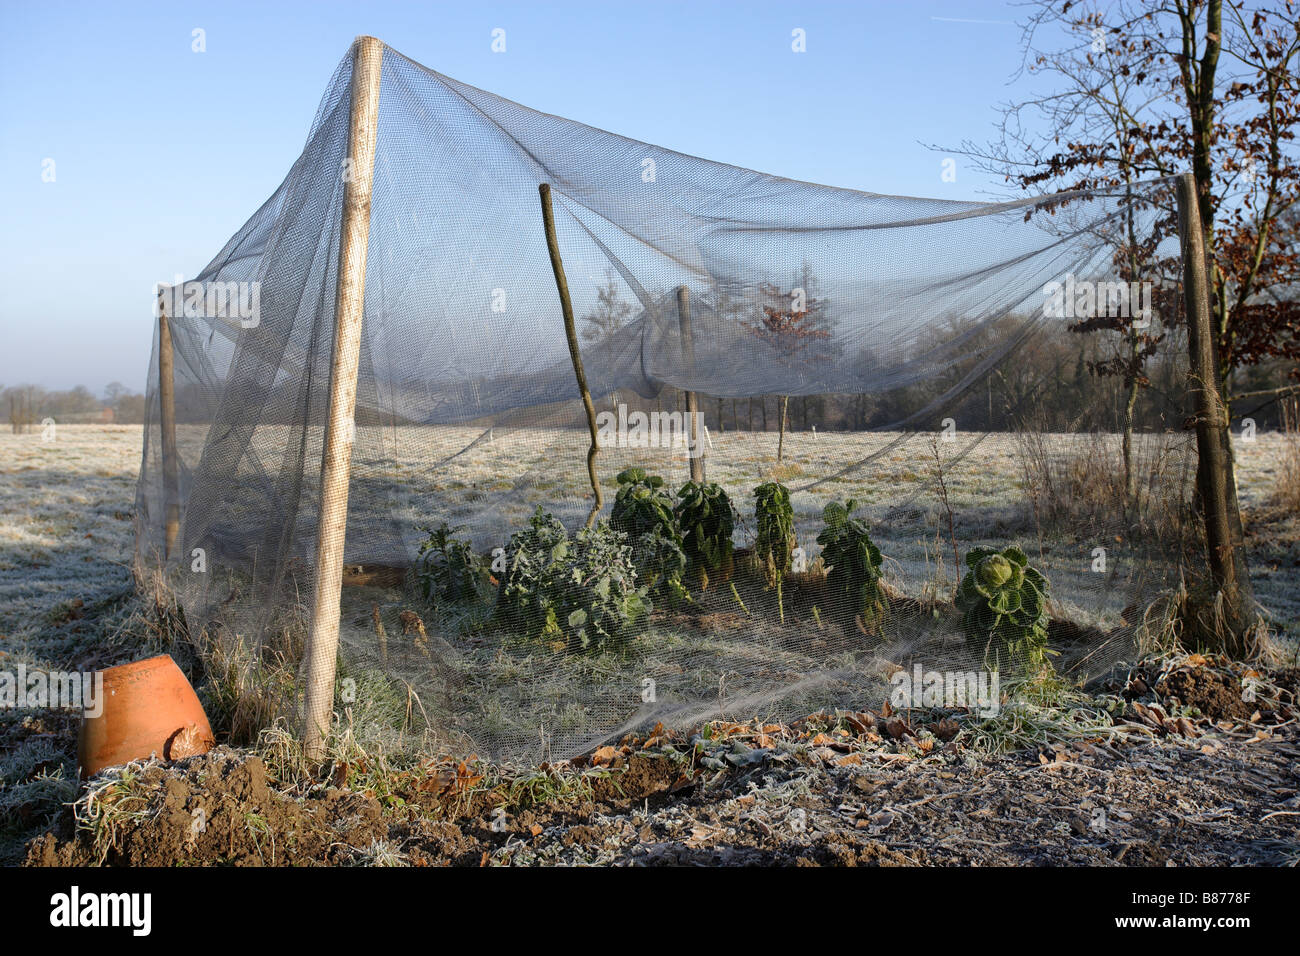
xmin=157 ymin=293 xmax=180 ymax=559
xmin=539 ymin=182 xmax=603 ymax=527
xmin=676 ymin=285 xmax=705 ymax=483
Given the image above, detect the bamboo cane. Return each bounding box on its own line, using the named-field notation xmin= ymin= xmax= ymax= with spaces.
xmin=538 ymin=182 xmax=603 ymax=527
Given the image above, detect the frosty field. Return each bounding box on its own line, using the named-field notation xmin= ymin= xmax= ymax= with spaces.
xmin=2 ymin=423 xmax=1298 ymax=866
xmin=6 ymin=422 xmax=1298 ymax=656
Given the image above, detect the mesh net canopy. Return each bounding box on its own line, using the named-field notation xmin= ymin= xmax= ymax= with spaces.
xmin=137 ymin=40 xmax=1201 ymax=762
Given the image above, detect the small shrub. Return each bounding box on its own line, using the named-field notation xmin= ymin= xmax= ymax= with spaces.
xmin=415 ymin=522 xmax=488 ymax=603
xmin=674 ymin=480 xmax=735 ymax=589
xmin=815 ymin=499 xmax=884 ymax=630
xmin=956 ymin=545 xmax=1052 ymax=670
xmin=495 ymin=508 xmax=571 ymax=644
xmin=495 ymin=508 xmax=649 ymax=653
xmin=564 ymin=522 xmax=652 ymax=652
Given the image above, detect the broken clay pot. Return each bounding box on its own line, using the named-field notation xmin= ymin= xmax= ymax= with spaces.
xmin=77 ymin=654 xmax=214 ymax=778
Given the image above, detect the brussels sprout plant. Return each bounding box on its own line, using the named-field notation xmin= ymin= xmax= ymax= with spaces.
xmin=416 ymin=522 xmax=488 ymax=603
xmin=815 ymin=499 xmax=884 ymax=631
xmin=495 ymin=508 xmax=649 ymax=654
xmin=674 ymin=480 xmax=735 ymax=590
xmin=956 ymin=545 xmax=1052 ymax=670
xmin=610 ymin=468 xmax=687 ymax=604
xmin=753 ymin=481 xmax=795 ymax=622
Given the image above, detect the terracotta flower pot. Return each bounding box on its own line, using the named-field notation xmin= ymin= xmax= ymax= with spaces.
xmin=78 ymin=654 xmax=214 ymax=779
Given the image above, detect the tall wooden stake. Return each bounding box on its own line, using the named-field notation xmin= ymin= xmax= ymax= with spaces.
xmin=157 ymin=295 xmax=180 ymax=559
xmin=539 ymin=183 xmax=603 ymax=527
xmin=303 ymin=36 xmax=384 ymax=760
xmin=676 ymin=286 xmax=705 ymax=483
xmin=1176 ymin=172 xmax=1254 ymax=655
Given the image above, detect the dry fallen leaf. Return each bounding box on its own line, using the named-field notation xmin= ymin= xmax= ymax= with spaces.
xmin=883 ymin=719 xmax=913 ymax=740
xmin=931 ymin=718 xmax=960 ymax=741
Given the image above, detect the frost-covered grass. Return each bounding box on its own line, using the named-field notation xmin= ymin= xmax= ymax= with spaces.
xmin=0 ymin=424 xmax=142 ymax=863
xmin=0 ymin=425 xmax=139 ymax=650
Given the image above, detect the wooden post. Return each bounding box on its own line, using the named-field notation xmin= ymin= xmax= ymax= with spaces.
xmin=302 ymin=36 xmax=384 ymax=760
xmin=538 ymin=183 xmax=603 ymax=527
xmin=157 ymin=294 xmax=181 ymax=559
xmin=1176 ymin=172 xmax=1254 ymax=655
xmin=676 ymin=286 xmax=705 ymax=483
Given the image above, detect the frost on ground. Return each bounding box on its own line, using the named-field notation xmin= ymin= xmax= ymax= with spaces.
xmin=2 ymin=424 xmax=1298 ymax=865
xmin=0 ymin=425 xmax=139 ymax=650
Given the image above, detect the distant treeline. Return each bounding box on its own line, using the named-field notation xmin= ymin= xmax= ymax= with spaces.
xmin=608 ymin=321 xmax=1295 ymax=435
xmin=70 ymin=311 xmax=1293 ymax=435
xmin=3 ymin=382 xmax=146 ymax=431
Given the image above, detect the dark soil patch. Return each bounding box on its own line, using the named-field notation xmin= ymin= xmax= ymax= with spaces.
xmin=1158 ymin=667 xmax=1252 ymax=721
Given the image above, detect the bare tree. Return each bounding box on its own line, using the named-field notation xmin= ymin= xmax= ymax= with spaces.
xmin=745 ymin=265 xmax=832 ymax=462
xmin=580 ymin=268 xmax=633 ymax=343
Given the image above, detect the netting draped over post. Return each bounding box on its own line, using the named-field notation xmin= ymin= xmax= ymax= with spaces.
xmin=138 ymin=40 xmax=1198 ymax=762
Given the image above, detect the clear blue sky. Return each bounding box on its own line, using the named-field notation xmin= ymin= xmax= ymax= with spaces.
xmin=0 ymin=0 xmax=1046 ymax=394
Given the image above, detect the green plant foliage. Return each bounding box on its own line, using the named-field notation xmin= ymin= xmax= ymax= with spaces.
xmin=815 ymin=499 xmax=884 ymax=628
xmin=495 ymin=508 xmax=649 ymax=653
xmin=563 ymin=522 xmax=652 ymax=653
xmin=674 ymin=481 xmax=735 ymax=588
xmin=610 ymin=468 xmax=675 ymax=538
xmin=611 ymin=468 xmax=687 ymax=603
xmin=495 ymin=508 xmax=570 ymax=644
xmin=415 ymin=522 xmax=488 ymax=603
xmin=956 ymin=545 xmax=1053 ymax=670
xmin=753 ymin=481 xmax=795 ymax=589
xmin=630 ymin=524 xmax=690 ymax=606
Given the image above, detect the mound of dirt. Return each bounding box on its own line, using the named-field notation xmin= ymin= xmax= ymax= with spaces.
xmin=25 ymin=748 xmax=386 ymax=867
xmin=1158 ymin=667 xmax=1252 ymax=721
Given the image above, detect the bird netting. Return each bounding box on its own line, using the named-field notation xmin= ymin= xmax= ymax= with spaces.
xmin=136 ymin=39 xmax=1201 ymax=763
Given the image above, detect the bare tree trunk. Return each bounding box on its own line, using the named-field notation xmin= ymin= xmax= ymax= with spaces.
xmin=1177 ymin=172 xmax=1255 ymax=657
xmin=1122 ymin=327 xmax=1140 ymax=506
